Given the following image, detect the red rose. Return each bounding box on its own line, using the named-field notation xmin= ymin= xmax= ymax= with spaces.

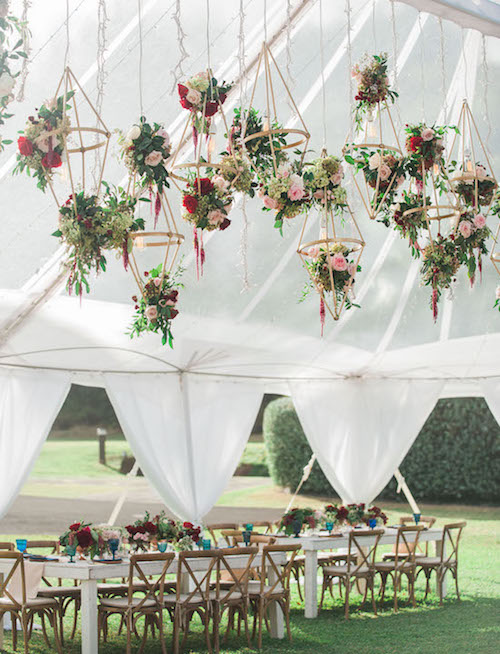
xmin=69 ymin=522 xmax=81 ymax=532
xmin=169 ymin=308 xmax=179 ymax=319
xmin=42 ymin=150 xmax=62 ymax=168
xmin=183 ymin=522 xmax=194 ymax=530
xmin=204 ymin=101 xmax=218 ymax=117
xmin=136 ymin=525 xmax=146 ymax=534
xmin=17 ymin=136 xmax=33 ymax=156
xmin=183 ymin=194 xmax=198 ymax=213
xmin=220 ymin=218 xmax=231 ymax=231
xmin=178 ymin=83 xmax=188 ymax=99
xmin=166 ymin=290 xmax=178 ymax=302
xmin=196 ymin=177 xmax=214 ymax=195
xmin=180 ymin=97 xmax=193 ymax=110
xmin=126 ymin=525 xmax=137 ymax=536
xmin=409 ymin=136 xmax=423 ymax=152
xmin=76 ymin=527 xmax=93 ymax=549
xmin=143 ymin=521 xmax=157 ymax=534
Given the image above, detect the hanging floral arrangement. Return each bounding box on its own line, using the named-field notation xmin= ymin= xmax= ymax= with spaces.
xmin=228 ymin=106 xmax=287 ymax=174
xmin=304 ymin=155 xmax=347 ymax=213
xmin=101 ymin=182 xmax=145 ymax=270
xmin=450 ymin=161 xmax=497 ymax=209
xmin=178 ymin=70 xmax=231 ymax=142
xmin=13 ymin=92 xmax=73 ymax=191
xmin=0 ymin=4 xmax=28 ymax=148
xmin=219 ymin=149 xmax=255 ymax=196
xmin=351 ymin=52 xmax=398 ymax=127
xmin=390 ymin=191 xmax=431 ymax=257
xmin=121 ymin=116 xmax=171 ymax=221
xmin=181 ymin=172 xmax=233 ymax=276
xmin=454 ymin=211 xmax=490 ymax=287
xmin=420 ymin=235 xmax=460 ymax=321
xmin=129 ymin=263 xmax=181 ymax=348
xmin=404 ymin=123 xmax=455 ymax=180
xmin=259 ymin=160 xmax=310 ymax=235
xmin=302 ymin=243 xmax=361 ymax=309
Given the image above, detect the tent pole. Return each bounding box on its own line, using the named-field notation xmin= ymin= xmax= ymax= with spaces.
xmin=285 ymin=453 xmax=316 ymax=514
xmin=394 ymin=468 xmax=421 ymax=515
xmin=108 ymin=460 xmax=140 ymax=526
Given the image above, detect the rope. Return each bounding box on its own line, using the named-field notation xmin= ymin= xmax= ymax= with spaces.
xmin=240 ymin=196 xmax=251 ymax=291
xmin=371 ymin=0 xmax=377 ymax=51
xmin=438 ymin=17 xmax=448 ymax=121
xmin=345 ymin=0 xmax=353 ymax=129
xmin=137 ymin=0 xmax=144 ymax=115
xmin=264 ymin=0 xmax=268 ymax=43
xmin=170 ymin=0 xmax=189 ymax=92
xmin=206 ymin=0 xmax=212 ymax=78
xmin=389 ymin=0 xmax=402 ymax=127
xmin=481 ymin=34 xmax=492 ymax=148
xmin=418 ymin=11 xmax=425 ymax=120
xmin=285 ymin=0 xmax=293 ymax=108
xmin=319 ymin=0 xmax=327 ymax=148
xmin=93 ymin=0 xmax=108 ymax=190
xmin=462 ymin=27 xmax=468 ymax=100
xmin=63 ymin=0 xmax=70 ymax=69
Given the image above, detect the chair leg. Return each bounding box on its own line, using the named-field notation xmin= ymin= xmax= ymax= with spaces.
xmin=370 ymin=577 xmax=377 ymax=616
xmin=454 ymin=567 xmax=461 ymax=601
xmin=438 ymin=569 xmax=444 ymax=606
xmin=52 ymin=609 xmax=64 ymax=654
xmin=344 ymin=578 xmax=350 ymax=619
xmin=283 ymin=601 xmax=292 ymax=642
xmin=21 ymin=611 xmax=29 ymax=654
xmin=11 ymin=612 xmax=18 ymax=651
xmin=126 ymin=612 xmax=133 ymax=654
xmin=319 ymin=576 xmax=328 ymax=611
xmin=393 ymin=573 xmax=399 ymax=613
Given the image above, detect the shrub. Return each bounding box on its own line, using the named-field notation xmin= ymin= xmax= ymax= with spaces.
xmin=263 ymin=396 xmax=500 ymax=504
xmin=263 ymin=397 xmax=334 ymax=496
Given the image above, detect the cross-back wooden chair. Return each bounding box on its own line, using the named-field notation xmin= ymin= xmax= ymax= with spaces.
xmin=234 ymin=534 xmax=276 ymax=549
xmin=240 ymin=521 xmax=274 ymax=534
xmin=220 ymin=529 xmax=243 ymax=547
xmin=164 ymin=550 xmax=218 ymax=654
xmin=212 ymin=546 xmax=258 ymax=652
xmin=415 ymin=521 xmax=467 ymax=604
xmin=0 ymin=542 xmax=15 ymax=551
xmin=206 ymin=523 xmax=239 ymax=544
xmin=383 ymin=516 xmax=436 ymax=561
xmin=0 ymin=551 xmax=63 ymax=654
xmin=248 ymin=543 xmax=301 ymax=649
xmin=375 ymin=525 xmax=424 ymax=611
xmin=98 ymin=552 xmax=174 ymax=654
xmin=320 ymin=529 xmax=384 ymax=619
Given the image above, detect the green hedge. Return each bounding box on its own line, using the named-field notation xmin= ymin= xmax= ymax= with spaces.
xmin=263 ymin=396 xmax=500 ymax=504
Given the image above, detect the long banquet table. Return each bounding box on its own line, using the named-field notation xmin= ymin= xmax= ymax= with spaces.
xmin=0 ymin=550 xmax=287 ymax=654
xmin=276 ymin=527 xmax=446 ymax=618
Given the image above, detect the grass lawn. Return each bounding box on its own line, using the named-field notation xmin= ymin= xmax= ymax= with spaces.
xmin=0 ymin=504 xmax=498 ymax=653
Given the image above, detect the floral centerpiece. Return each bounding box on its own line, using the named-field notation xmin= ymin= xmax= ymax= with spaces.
xmin=362 ymin=506 xmax=388 ymax=527
xmin=121 ymin=116 xmax=171 ymax=220
xmin=174 ymin=521 xmax=202 ymax=552
xmin=260 ymin=160 xmax=310 ymax=234
xmin=219 ymin=150 xmax=255 ymax=196
xmin=451 ymin=162 xmax=497 ymax=208
xmin=227 ymin=106 xmax=287 ymax=174
xmin=421 ymin=234 xmax=460 ymax=321
xmin=390 ymin=191 xmax=431 ymax=257
xmin=323 ymin=504 xmax=349 ymax=527
xmin=351 ymin=52 xmax=397 ymax=127
xmin=93 ymin=525 xmax=127 ymax=557
xmin=13 ymin=92 xmax=73 ymax=191
xmin=454 ymin=211 xmax=490 ymax=287
xmin=345 ymin=503 xmax=367 ymax=526
xmin=60 ymin=521 xmax=99 ymax=558
xmin=279 ymin=507 xmax=317 ymax=537
xmin=129 ymin=263 xmax=181 ymax=348
xmin=404 ymin=123 xmax=453 ymax=179
xmin=304 ymin=155 xmax=347 ymax=213
xmin=178 ymin=70 xmax=231 ymax=141
xmin=125 ymin=513 xmax=159 ymax=552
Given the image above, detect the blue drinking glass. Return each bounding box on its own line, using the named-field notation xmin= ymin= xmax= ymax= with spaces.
xmin=413 ymin=513 xmax=421 ymax=525
xmin=108 ymin=538 xmax=119 ymax=560
xmin=65 ymin=544 xmax=77 ymax=563
xmin=157 ymin=541 xmax=167 ymax=553
xmin=245 ymin=523 xmax=254 ymax=532
xmin=369 ymin=518 xmax=377 ymax=530
xmin=325 ymin=521 xmax=334 ymax=534
xmin=16 ymin=539 xmax=27 ymax=554
xmin=242 ymin=530 xmax=251 ymax=546
xmin=202 ymin=539 xmax=211 ymax=550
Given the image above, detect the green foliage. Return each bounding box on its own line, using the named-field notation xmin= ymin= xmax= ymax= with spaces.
xmin=264 ymin=396 xmax=500 ymax=504
xmin=53 ymin=385 xmax=120 ymax=431
xmin=263 ymin=397 xmax=334 ymax=495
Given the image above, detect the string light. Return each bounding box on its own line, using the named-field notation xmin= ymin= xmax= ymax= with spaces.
xmin=319 ymin=0 xmax=327 ymax=148
xmin=345 ymin=0 xmax=354 ymax=134
xmin=481 ymin=34 xmax=492 ymax=148
xmin=438 ymin=17 xmax=448 ymax=121
xmin=170 ymin=0 xmax=189 ymax=93
xmin=93 ymin=0 xmax=109 ymax=190
xmin=418 ymin=11 xmax=426 ymax=121
xmin=137 ymin=0 xmax=144 ymax=116
xmin=16 ymin=0 xmax=31 ymax=102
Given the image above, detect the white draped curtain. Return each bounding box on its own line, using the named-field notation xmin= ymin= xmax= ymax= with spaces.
xmin=290 ymin=378 xmax=444 ymax=505
xmin=105 ymin=372 xmax=263 ymax=522
xmin=0 ymin=368 xmax=71 ymax=519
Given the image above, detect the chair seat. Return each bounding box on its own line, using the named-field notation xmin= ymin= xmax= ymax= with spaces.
xmin=0 ymin=596 xmax=59 ymax=610
xmin=375 ymin=561 xmax=414 ymax=573
xmin=100 ymin=597 xmax=158 ymax=610
xmin=97 ymin=582 xmax=129 ymax=595
xmin=38 ymin=585 xmax=81 ymax=598
xmin=416 ymin=557 xmax=455 ymax=567
xmin=164 ymin=592 xmax=212 ymax=606
xmin=322 ymin=564 xmax=371 ymax=577
xmin=247 ymin=581 xmax=284 ymax=596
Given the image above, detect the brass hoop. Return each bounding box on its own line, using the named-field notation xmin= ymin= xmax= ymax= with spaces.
xmin=130 ymin=231 xmax=184 ymax=247
xmin=297 ymin=236 xmax=365 ymax=257
xmin=243 ymin=127 xmax=310 ymax=152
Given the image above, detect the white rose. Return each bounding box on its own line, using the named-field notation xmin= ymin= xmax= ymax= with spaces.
xmin=289 ymin=173 xmax=304 ymax=189
xmin=368 ymin=152 xmax=381 ymax=170
xmin=144 ymin=150 xmax=163 ymax=167
xmin=127 ymin=125 xmax=141 ymax=141
xmin=212 ymin=175 xmax=229 ymax=192
xmin=0 ymin=72 xmax=15 ymax=97
xmin=186 ymin=88 xmax=202 ymax=105
xmin=475 ymin=165 xmax=487 ymax=181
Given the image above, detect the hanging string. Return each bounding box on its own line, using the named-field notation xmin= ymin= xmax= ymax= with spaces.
xmin=206 ymin=0 xmax=212 ymax=77
xmin=170 ymin=0 xmax=189 ymax=93
xmin=345 ymin=0 xmax=353 ymax=126
xmin=438 ymin=17 xmax=448 ymax=122
xmin=238 ymin=0 xmax=250 ymax=291
xmin=63 ymin=0 xmax=70 ymax=69
xmin=319 ymin=0 xmax=327 ymax=148
xmin=264 ymin=0 xmax=268 ymax=44
xmin=93 ymin=0 xmax=108 ymax=189
xmin=285 ymin=0 xmax=293 ymax=110
xmin=481 ymin=34 xmax=492 ymax=149
xmin=16 ymin=0 xmax=31 ymax=102
xmin=371 ymin=0 xmax=377 ymax=51
xmin=418 ymin=11 xmax=426 ymax=121
xmin=238 ymin=0 xmax=246 ymax=109
xmin=240 ymin=196 xmax=251 ymax=291
xmin=389 ymin=0 xmax=402 ymax=127
xmin=461 ymin=27 xmax=468 ymax=100
xmin=137 ymin=0 xmax=144 ymax=116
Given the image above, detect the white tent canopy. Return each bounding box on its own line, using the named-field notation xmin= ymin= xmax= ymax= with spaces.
xmin=0 ymin=0 xmax=499 ymax=520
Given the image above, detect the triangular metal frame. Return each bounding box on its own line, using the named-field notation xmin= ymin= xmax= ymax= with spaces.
xmin=491 ymin=222 xmax=500 ymax=277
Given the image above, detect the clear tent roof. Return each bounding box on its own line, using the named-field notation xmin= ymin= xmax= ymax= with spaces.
xmin=0 ymin=0 xmax=499 ymax=384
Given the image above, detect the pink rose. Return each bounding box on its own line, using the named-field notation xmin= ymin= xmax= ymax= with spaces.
xmin=263 ymin=195 xmax=279 ymax=210
xmin=153 ymin=277 xmax=162 ymax=287
xmin=473 ymin=213 xmax=486 ymax=229
xmin=458 ymin=220 xmax=472 ymax=239
xmin=313 ymin=190 xmax=324 ymax=199
xmin=157 ymin=128 xmax=170 ymax=148
xmin=208 ymin=209 xmax=224 ymax=226
xmin=496 ymin=286 xmax=500 ymax=300
xmin=378 ymin=164 xmax=392 ymax=182
xmin=186 ymin=88 xmax=201 ymax=105
xmin=332 ymin=253 xmax=347 ymax=272
xmin=475 ymin=165 xmax=487 ymax=181
xmin=144 ymin=150 xmax=163 ymax=167
xmin=347 ymin=262 xmax=357 ymax=277
xmin=307 ymin=245 xmax=320 ymax=259
xmin=288 ymin=184 xmax=305 ymax=201
xmin=331 ymin=172 xmax=343 ymax=186
xmin=421 ymin=127 xmax=435 ymax=141
xmin=145 ymin=305 xmax=158 ymax=321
